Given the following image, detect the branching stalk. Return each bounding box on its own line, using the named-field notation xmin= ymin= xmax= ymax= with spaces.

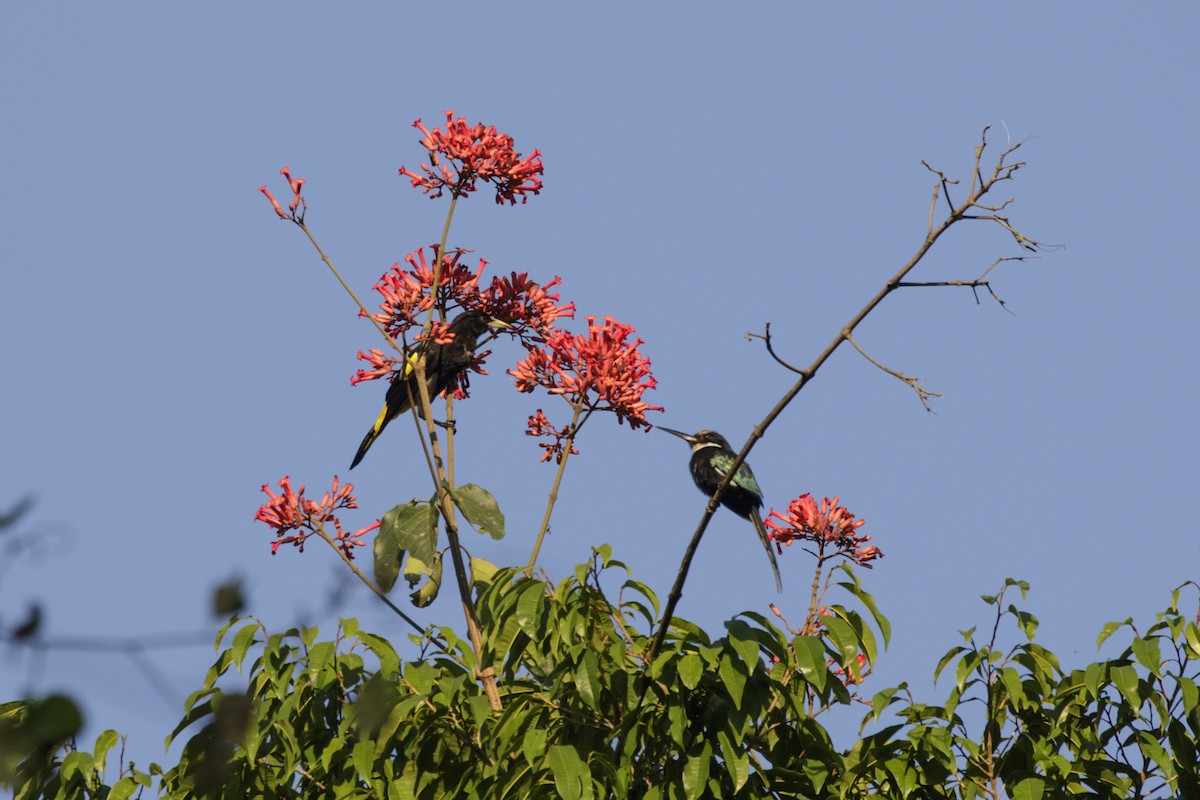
xmin=648 ymin=127 xmax=1046 ymax=662
xmin=526 ymin=398 xmax=590 ymax=575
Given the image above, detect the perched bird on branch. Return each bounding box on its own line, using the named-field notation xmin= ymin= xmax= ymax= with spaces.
xmin=350 ymin=310 xmax=509 ymax=469
xmin=660 ymin=427 xmax=782 ymax=592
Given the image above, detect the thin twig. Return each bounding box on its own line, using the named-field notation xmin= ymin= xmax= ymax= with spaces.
xmin=846 ymin=334 xmax=943 ymax=412
xmin=312 ymin=520 xmax=432 ymax=639
xmin=648 ymin=126 xmax=1048 ymax=662
xmin=745 ymin=322 xmax=807 ymax=375
xmin=526 ymin=398 xmax=590 ymax=575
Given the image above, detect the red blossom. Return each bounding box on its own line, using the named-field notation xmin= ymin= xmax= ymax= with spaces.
xmin=399 ymin=111 xmax=543 ymax=205
xmin=479 ymin=272 xmax=576 ymax=337
xmin=258 ymin=185 xmax=286 ymax=219
xmin=254 ymin=476 xmax=375 ymax=560
xmin=259 ymin=167 xmax=307 ymax=222
xmin=509 ymin=316 xmax=663 ymax=445
xmin=525 ymin=409 xmax=579 ymax=463
xmin=354 ymin=249 xmax=576 ymax=399
xmin=764 ymin=494 xmax=882 ymax=567
xmin=350 ymin=348 xmax=397 ymax=386
xmin=833 ymin=651 xmax=870 ymax=686
xmin=365 ymin=246 xmax=488 ymax=339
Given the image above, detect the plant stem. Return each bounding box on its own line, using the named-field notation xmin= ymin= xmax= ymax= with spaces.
xmin=525 ymin=399 xmax=588 ymax=576
xmin=647 ymin=130 xmax=1035 ymax=663
xmin=297 ymin=222 xmax=403 ymax=355
xmin=312 ymin=521 xmax=434 ymax=641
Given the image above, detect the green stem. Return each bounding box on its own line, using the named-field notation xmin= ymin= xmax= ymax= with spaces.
xmin=525 ymin=399 xmax=589 ymax=576
xmin=312 ymin=521 xmax=432 ymax=639
xmin=297 ymin=221 xmax=403 ymax=355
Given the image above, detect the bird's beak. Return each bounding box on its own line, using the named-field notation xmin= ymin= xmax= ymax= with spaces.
xmin=657 ymin=426 xmax=696 ymax=444
xmin=487 ymin=318 xmax=513 ymax=331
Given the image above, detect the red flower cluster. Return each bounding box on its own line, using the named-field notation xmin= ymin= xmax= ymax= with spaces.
xmin=765 ymin=494 xmax=882 ymax=567
xmin=525 ymin=409 xmax=579 ymax=463
xmin=480 ymin=272 xmax=576 ymax=338
xmin=399 ymin=111 xmax=544 ymax=205
xmin=353 ymin=246 xmax=575 ymax=396
xmin=254 ymin=476 xmax=379 ymax=560
xmin=365 ymin=247 xmax=574 ymax=343
xmin=510 ymin=316 xmax=663 ymax=439
xmin=259 ymin=167 xmax=306 ymax=222
xmin=366 ymin=245 xmax=487 ymax=339
xmin=834 ymin=651 xmax=870 ymax=686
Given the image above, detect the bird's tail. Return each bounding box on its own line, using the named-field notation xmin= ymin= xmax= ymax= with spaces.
xmin=750 ymin=507 xmax=783 ymax=592
xmin=349 ymin=353 xmax=422 ymax=470
xmin=349 ymin=403 xmax=391 ymax=470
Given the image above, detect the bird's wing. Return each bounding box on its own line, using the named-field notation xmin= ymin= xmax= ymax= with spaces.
xmin=711 ymin=451 xmax=765 ymax=498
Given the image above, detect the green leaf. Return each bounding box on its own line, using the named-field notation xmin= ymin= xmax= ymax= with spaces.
xmin=548 ymin=744 xmax=588 ymax=800
xmin=837 ymin=570 xmax=892 ymax=646
xmin=470 ymin=557 xmax=499 ymax=588
xmin=450 ymin=483 xmax=506 ymax=539
xmin=1011 ymin=776 xmax=1045 ymax=800
xmin=373 ymin=519 xmax=401 ymax=593
xmin=576 ymin=650 xmax=601 ymax=710
xmin=231 ymin=623 xmax=258 ymax=672
xmin=1180 ymin=675 xmax=1199 ymax=717
xmin=405 ymin=552 xmax=443 ymax=608
xmin=792 ymin=636 xmax=828 ymax=693
xmin=523 ymin=727 xmax=548 ymax=767
xmin=382 ymin=501 xmax=438 ymax=567
xmin=26 ymin=694 xmax=83 ymax=747
xmin=718 ymin=731 xmax=749 ymax=792
xmin=998 ymin=666 xmax=1026 ymax=708
xmin=1110 ymin=663 xmax=1142 ymax=709
xmin=93 ymin=729 xmax=120 ymax=773
xmin=724 ymin=619 xmax=761 ymax=670
xmin=352 ymin=739 xmax=374 ymax=783
xmin=1185 ymin=623 xmax=1200 ymax=657
xmin=678 ymin=653 xmax=704 ymax=690
xmin=681 ymin=742 xmax=712 ymax=799
xmin=306 ymin=641 xmax=334 ymax=683
xmin=820 ymin=614 xmax=860 ymax=663
xmin=1098 ymin=618 xmax=1130 ymax=649
xmin=516 ymin=581 xmax=545 ymax=633
xmin=358 ymin=631 xmax=400 ymax=677
xmin=719 ymin=652 xmax=748 ymax=710
xmin=108 ymin=778 xmax=140 ymax=800
xmin=934 ymin=646 xmax=966 ymax=683
xmin=1131 ymin=634 xmax=1163 ymax=678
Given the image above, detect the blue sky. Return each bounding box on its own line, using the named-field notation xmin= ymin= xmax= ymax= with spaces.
xmin=2 ymin=3 xmax=1197 ymax=771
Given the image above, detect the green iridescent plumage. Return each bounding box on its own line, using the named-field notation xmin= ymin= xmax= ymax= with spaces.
xmin=660 ymin=427 xmax=782 ymax=592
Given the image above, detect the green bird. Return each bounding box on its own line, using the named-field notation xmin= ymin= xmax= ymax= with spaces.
xmin=660 ymin=427 xmax=782 ymax=592
xmin=350 ymin=311 xmax=508 ymax=469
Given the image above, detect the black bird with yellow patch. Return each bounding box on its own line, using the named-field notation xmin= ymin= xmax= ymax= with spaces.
xmin=350 ymin=310 xmax=508 ymax=469
xmin=660 ymin=427 xmax=782 ymax=592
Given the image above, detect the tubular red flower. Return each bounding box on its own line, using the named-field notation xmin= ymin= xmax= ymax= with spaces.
xmin=399 ymin=111 xmax=543 ymax=204
xmin=260 ymin=167 xmax=307 ymax=222
xmin=366 ymin=246 xmax=487 ymax=339
xmin=351 ymin=349 xmax=397 ymax=386
xmin=765 ymin=494 xmax=882 ymax=567
xmin=509 ymin=316 xmax=664 ymax=440
xmin=258 ymin=185 xmax=287 ymax=219
xmin=525 ymin=409 xmax=579 ymax=463
xmin=254 ymin=476 xmax=371 ymax=560
xmin=480 ymin=272 xmax=575 ymax=337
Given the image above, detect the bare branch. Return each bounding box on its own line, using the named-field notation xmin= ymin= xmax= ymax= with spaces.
xmin=922 ymin=160 xmax=959 ymax=216
xmin=846 ymin=334 xmax=942 ymax=412
xmin=745 ymin=322 xmax=807 ymax=375
xmin=648 ymin=126 xmax=1055 ymax=661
